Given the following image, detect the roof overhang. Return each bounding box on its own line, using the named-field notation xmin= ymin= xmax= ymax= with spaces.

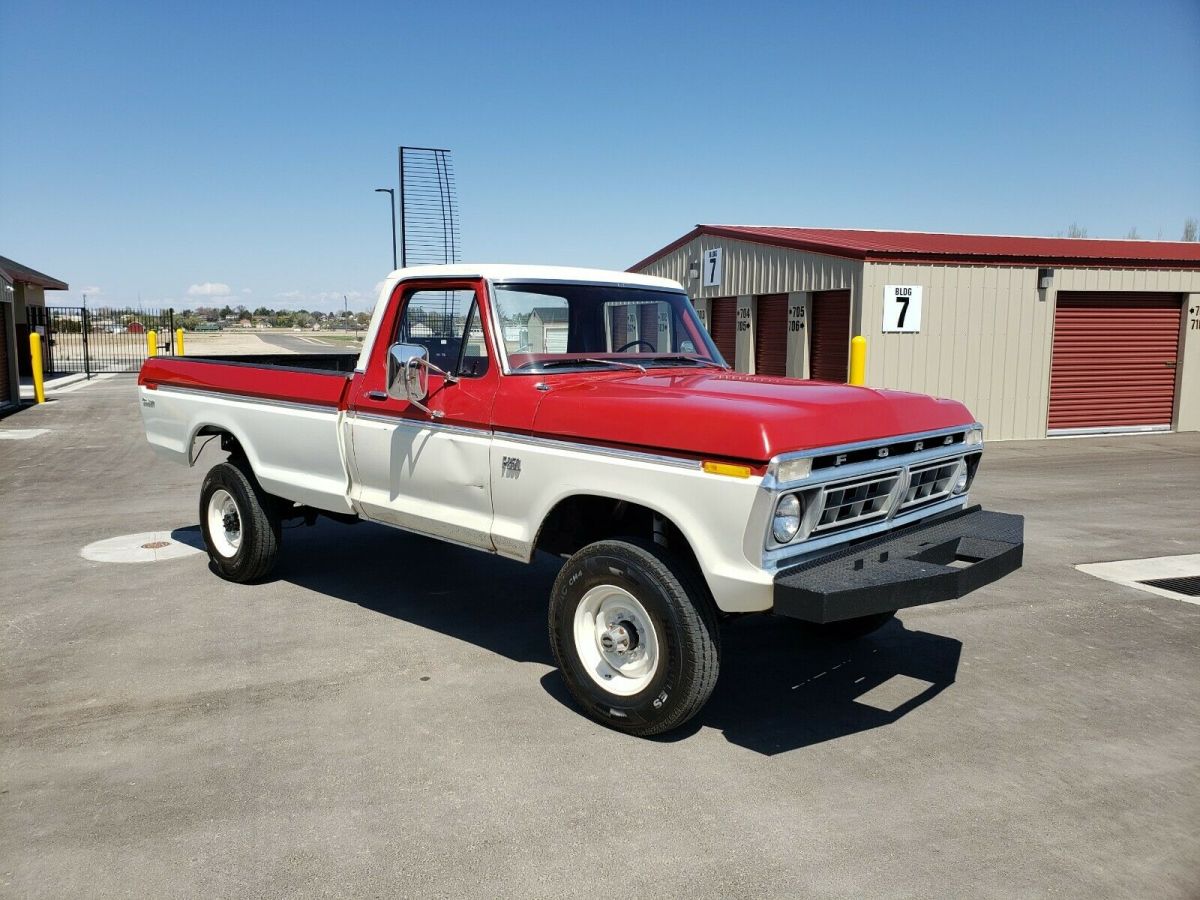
xmin=0 ymin=255 xmax=69 ymax=290
xmin=630 ymin=225 xmax=1200 ymax=272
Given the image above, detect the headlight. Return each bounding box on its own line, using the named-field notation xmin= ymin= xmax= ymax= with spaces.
xmin=952 ymin=459 xmax=970 ymax=494
xmin=772 ymin=493 xmax=802 ymax=544
xmin=965 ymin=427 xmax=983 ymax=447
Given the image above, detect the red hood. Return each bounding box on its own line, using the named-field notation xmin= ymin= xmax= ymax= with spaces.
xmin=530 ymin=371 xmax=975 ymax=463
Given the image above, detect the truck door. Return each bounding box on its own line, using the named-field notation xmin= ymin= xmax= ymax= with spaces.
xmin=346 ymin=279 xmax=498 ymax=549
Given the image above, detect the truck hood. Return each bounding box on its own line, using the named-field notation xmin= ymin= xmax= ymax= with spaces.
xmin=530 ymin=371 xmax=975 ymax=463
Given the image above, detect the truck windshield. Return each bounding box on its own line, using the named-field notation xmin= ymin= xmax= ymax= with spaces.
xmin=490 ymin=282 xmax=727 ymax=373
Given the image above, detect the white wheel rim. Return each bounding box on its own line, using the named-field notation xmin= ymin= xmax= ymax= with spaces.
xmin=207 ymin=489 xmax=242 ymax=558
xmin=572 ymin=585 xmax=660 ymax=697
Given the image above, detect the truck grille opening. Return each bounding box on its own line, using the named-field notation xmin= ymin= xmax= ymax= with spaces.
xmin=900 ymin=459 xmax=961 ymax=511
xmin=812 ymin=471 xmax=901 ymax=534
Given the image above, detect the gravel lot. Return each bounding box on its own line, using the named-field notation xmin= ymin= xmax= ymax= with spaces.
xmin=2 ymin=377 xmax=1197 ymax=899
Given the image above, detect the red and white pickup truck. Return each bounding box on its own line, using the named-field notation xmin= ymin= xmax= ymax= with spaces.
xmin=139 ymin=265 xmax=1023 ymax=735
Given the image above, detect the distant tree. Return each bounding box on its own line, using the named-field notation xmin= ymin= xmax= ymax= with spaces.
xmin=1184 ymin=218 xmax=1198 ymax=242
xmin=220 ymin=305 xmax=233 ymax=318
xmin=1066 ymin=223 xmax=1088 ymax=238
xmin=1125 ymin=227 xmax=1140 ymax=239
xmin=254 ymin=306 xmax=271 ymax=317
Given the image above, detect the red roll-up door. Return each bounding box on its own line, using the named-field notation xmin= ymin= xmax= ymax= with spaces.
xmin=1048 ymin=292 xmax=1182 ymax=431
xmin=809 ymin=290 xmax=850 ymax=382
xmin=708 ymin=297 xmax=737 ymax=366
xmin=0 ymin=304 xmax=10 ymax=405
xmin=640 ymin=302 xmax=662 ymax=351
xmin=754 ymin=293 xmax=788 ymax=376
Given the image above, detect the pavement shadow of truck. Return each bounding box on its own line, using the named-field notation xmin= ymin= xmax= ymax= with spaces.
xmin=184 ymin=518 xmax=962 ymax=754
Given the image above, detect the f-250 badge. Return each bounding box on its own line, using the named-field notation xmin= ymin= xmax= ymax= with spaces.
xmin=501 ymin=456 xmax=521 ymax=478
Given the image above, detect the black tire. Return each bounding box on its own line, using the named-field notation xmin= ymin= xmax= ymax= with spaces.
xmin=548 ymin=538 xmax=720 ymax=737
xmin=199 ymin=461 xmax=281 ymax=583
xmin=816 ymin=611 xmax=896 ymax=641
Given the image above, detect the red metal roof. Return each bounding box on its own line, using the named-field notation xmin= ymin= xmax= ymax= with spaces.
xmin=0 ymin=255 xmax=69 ymax=290
xmin=630 ymin=225 xmax=1200 ymax=271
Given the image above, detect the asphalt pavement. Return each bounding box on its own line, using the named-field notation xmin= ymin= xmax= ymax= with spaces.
xmin=1 ymin=377 xmax=1197 ymax=898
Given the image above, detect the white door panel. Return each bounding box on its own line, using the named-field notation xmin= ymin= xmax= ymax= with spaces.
xmin=349 ymin=414 xmax=494 ymax=550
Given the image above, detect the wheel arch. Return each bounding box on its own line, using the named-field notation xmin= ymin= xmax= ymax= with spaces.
xmin=532 ymin=492 xmax=710 ymax=598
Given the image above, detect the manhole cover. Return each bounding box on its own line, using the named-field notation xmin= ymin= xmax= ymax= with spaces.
xmin=81 ymin=531 xmax=205 ymax=563
xmin=1138 ymin=576 xmax=1200 ymax=597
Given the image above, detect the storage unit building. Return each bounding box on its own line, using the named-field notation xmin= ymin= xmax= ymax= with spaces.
xmin=0 ymin=255 xmax=69 ymax=392
xmin=631 ymin=226 xmax=1200 ymax=440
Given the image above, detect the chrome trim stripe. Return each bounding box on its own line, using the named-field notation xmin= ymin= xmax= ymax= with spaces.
xmin=494 ymin=431 xmax=704 ymax=471
xmin=349 ymin=411 xmax=707 ymax=471
xmin=153 ymin=385 xmax=338 ymax=416
xmin=348 ymin=410 xmax=489 ymax=439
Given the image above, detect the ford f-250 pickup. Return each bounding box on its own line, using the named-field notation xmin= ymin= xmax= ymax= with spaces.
xmin=138 ymin=265 xmax=1023 ymax=736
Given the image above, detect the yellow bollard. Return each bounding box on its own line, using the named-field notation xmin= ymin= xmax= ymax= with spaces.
xmin=175 ymin=327 xmax=185 ymax=357
xmin=848 ymin=335 xmax=867 ymax=385
xmin=147 ymin=330 xmax=158 ymax=358
xmin=29 ymin=333 xmax=46 ymax=404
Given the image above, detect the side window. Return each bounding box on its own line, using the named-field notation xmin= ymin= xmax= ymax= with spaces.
xmin=398 ymin=288 xmax=489 ymax=377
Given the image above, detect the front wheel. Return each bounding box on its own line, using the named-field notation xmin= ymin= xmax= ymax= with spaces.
xmin=199 ymin=461 xmax=281 ymax=583
xmin=548 ymin=539 xmax=720 ymax=737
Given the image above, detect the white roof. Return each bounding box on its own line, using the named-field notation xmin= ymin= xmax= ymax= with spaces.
xmin=381 ymin=263 xmax=682 ymax=290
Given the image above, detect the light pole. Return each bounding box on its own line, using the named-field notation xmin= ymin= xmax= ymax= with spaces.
xmin=374 ymin=188 xmax=398 ymax=270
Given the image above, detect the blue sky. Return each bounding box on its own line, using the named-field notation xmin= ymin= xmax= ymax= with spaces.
xmin=2 ymin=0 xmax=1198 ymax=312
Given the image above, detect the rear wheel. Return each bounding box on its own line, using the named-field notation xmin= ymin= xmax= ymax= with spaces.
xmin=549 ymin=539 xmax=720 ymax=737
xmin=199 ymin=461 xmax=281 ymax=583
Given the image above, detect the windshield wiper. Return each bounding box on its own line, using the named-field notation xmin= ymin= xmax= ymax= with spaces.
xmin=646 ymin=355 xmax=729 ymax=370
xmin=521 ymin=358 xmax=647 ymax=373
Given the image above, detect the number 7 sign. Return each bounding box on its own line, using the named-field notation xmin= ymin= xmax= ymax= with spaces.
xmin=883 ymin=285 xmax=922 ymax=332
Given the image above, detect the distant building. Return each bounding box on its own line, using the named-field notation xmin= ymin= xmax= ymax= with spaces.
xmin=0 ymin=255 xmax=69 ymax=411
xmin=632 ymin=226 xmax=1200 ymax=439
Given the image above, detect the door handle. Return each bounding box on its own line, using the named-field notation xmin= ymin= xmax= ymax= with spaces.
xmin=1164 ymin=361 xmax=1178 ymax=369
xmin=366 ymin=390 xmax=388 ymax=401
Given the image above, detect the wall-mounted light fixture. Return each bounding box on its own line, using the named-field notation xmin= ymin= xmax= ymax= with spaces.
xmin=687 ymin=259 xmax=700 ymax=280
xmin=1038 ymin=267 xmax=1056 ymax=290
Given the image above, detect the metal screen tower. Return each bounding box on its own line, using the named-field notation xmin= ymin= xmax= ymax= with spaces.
xmin=397 ymin=146 xmax=461 ymax=268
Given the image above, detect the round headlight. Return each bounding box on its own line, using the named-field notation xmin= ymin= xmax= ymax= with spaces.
xmin=952 ymin=459 xmax=970 ymax=494
xmin=772 ymin=493 xmax=802 ymax=544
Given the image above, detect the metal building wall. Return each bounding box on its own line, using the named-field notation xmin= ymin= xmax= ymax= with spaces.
xmin=636 ymin=234 xmax=861 ymax=300
xmin=860 ymin=263 xmax=1200 ymax=441
xmin=635 ymin=234 xmax=862 ymax=373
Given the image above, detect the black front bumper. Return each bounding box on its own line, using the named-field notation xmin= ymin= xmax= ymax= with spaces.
xmin=773 ymin=505 xmax=1024 ymax=623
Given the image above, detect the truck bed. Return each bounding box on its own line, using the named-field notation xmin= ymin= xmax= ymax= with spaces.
xmin=138 ymin=355 xmax=356 ymax=513
xmin=185 ymin=352 xmax=359 ymax=374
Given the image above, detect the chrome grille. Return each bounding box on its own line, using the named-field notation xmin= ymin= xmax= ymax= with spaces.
xmin=900 ymin=459 xmax=962 ymax=511
xmin=812 ymin=471 xmax=901 ymax=534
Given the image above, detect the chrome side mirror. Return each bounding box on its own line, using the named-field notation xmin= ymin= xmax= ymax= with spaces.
xmin=387 ymin=343 xmax=430 ymax=403
xmin=386 ymin=343 xmax=457 ymax=418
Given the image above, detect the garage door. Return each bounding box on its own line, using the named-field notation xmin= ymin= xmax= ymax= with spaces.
xmin=708 ymin=297 xmax=737 ymax=366
xmin=1048 ymin=292 xmax=1182 ymax=432
xmin=754 ymin=294 xmax=787 ymax=376
xmin=809 ymin=290 xmax=851 ymax=382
